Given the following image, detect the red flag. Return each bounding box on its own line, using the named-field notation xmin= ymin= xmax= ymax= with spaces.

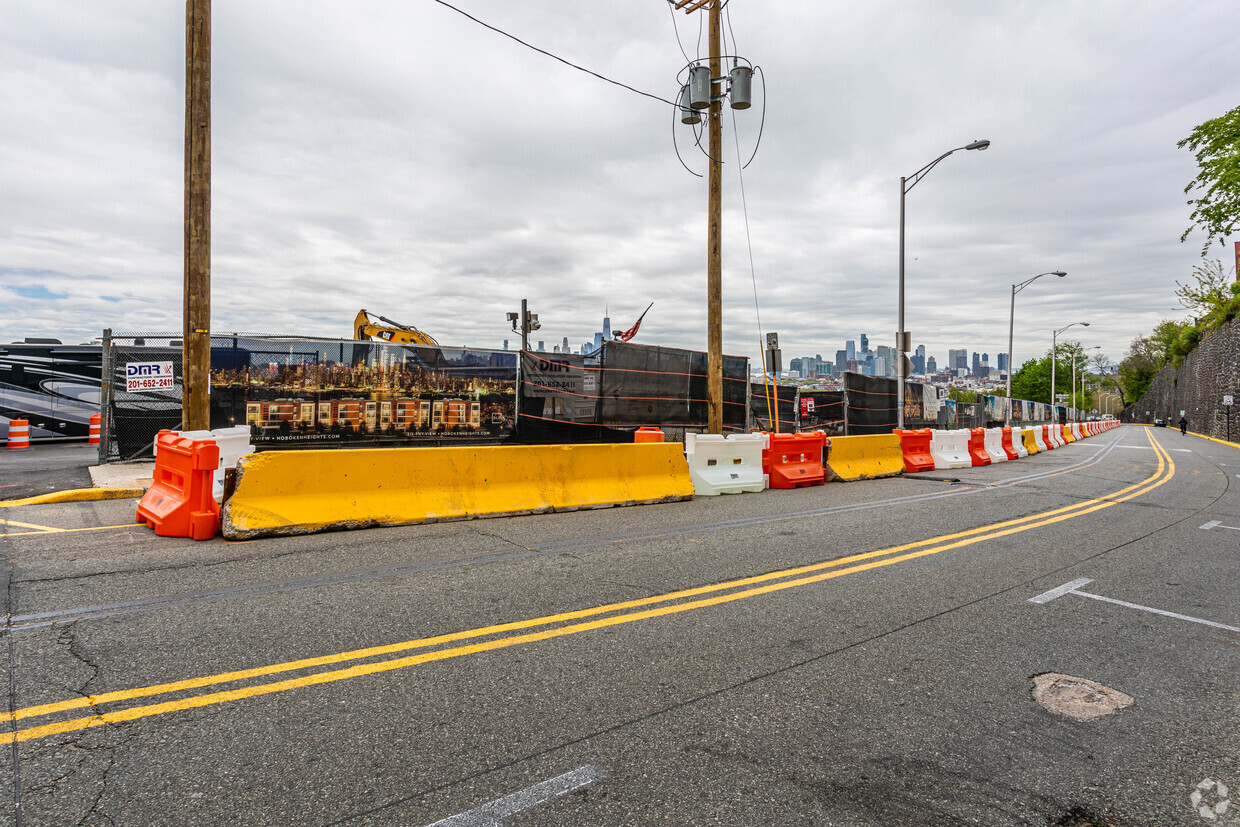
xmin=615 ymin=303 xmax=653 ymax=343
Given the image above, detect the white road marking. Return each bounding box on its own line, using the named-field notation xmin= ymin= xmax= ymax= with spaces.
xmin=1171 ymin=448 xmax=1192 ymax=453
xmin=1116 ymin=446 xmax=1155 ymax=450
xmin=1200 ymin=521 xmax=1240 ymax=531
xmin=1028 ymin=578 xmax=1094 ymax=604
xmin=425 ymin=765 xmax=607 ymax=827
xmin=1029 ymin=580 xmax=1240 ymax=633
xmin=1200 ymin=521 xmax=1222 ymax=530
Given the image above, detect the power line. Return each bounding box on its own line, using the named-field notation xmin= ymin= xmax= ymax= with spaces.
xmin=667 ymin=0 xmax=694 ymax=63
xmin=431 ymin=0 xmax=676 ymax=107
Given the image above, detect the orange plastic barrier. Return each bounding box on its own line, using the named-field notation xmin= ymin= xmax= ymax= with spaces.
xmin=136 ymin=430 xmax=220 ymax=541
xmin=763 ymin=432 xmax=826 ymax=488
xmin=968 ymin=428 xmax=991 ymax=466
xmin=1000 ymin=427 xmax=1020 ymax=460
xmin=895 ymin=428 xmax=935 ymax=472
xmin=6 ymin=419 xmax=30 ymax=450
xmin=634 ymin=427 xmax=665 ymax=444
xmin=88 ymin=413 xmax=101 ymax=446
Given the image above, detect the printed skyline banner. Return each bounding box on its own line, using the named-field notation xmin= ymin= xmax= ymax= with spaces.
xmin=105 ymin=336 xmax=518 ymax=456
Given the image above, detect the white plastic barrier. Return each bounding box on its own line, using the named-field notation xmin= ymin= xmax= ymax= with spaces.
xmin=684 ymin=432 xmax=767 ymax=496
xmin=154 ymin=424 xmax=255 ymax=502
xmin=1032 ymin=427 xmax=1049 ymax=452
xmin=1072 ymin=423 xmax=1084 ymax=440
xmin=1011 ymin=427 xmax=1029 ymax=458
xmin=1050 ymin=426 xmax=1065 ymax=448
xmin=930 ymin=429 xmax=972 ymax=470
xmin=983 ymin=428 xmax=1008 ymax=463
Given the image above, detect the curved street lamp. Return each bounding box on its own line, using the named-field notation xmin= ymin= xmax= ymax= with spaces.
xmin=1006 ymin=271 xmax=1066 ymax=425
xmin=1051 ymin=321 xmax=1089 ymax=419
xmin=897 ymin=139 xmax=990 ymax=429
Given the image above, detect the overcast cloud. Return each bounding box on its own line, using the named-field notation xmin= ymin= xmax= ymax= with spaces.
xmin=2 ymin=0 xmax=1237 ymax=372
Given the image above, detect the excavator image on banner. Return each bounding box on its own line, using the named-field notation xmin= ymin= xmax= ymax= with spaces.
xmin=353 ymin=310 xmax=440 ymax=346
xmin=351 ymin=309 xmax=442 ymax=368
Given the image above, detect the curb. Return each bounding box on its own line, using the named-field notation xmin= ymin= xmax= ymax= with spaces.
xmin=0 ymin=488 xmax=146 ymax=509
xmin=1187 ymin=431 xmax=1240 ymax=451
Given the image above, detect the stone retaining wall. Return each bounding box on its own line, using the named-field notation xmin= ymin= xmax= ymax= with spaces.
xmin=1123 ymin=314 xmax=1240 ymax=440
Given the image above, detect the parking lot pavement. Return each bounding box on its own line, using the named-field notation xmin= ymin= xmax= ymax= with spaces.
xmin=0 ymin=442 xmax=96 ymax=500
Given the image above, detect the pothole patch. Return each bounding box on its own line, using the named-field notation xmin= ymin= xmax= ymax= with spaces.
xmin=1031 ymin=673 xmax=1134 ymax=721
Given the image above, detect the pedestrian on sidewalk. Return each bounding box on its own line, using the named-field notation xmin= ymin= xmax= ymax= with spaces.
xmin=1179 ymin=415 xmax=1188 ymax=435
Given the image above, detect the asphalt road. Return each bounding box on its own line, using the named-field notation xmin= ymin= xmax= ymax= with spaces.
xmin=0 ymin=443 xmax=95 ymax=501
xmin=1 ymin=425 xmax=1236 ymax=826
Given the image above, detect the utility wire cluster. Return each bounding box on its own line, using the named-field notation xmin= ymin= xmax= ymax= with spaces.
xmin=666 ymin=1 xmax=766 ymax=177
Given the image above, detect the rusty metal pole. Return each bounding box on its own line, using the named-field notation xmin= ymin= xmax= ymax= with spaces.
xmin=183 ymin=0 xmax=211 ymax=430
xmin=706 ymin=1 xmax=723 ymax=434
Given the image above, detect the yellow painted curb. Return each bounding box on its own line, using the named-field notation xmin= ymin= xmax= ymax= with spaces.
xmin=825 ymin=435 xmax=903 ymax=482
xmin=1187 ymin=431 xmax=1240 ymax=450
xmin=0 ymin=488 xmax=146 ymax=508
xmin=222 ymin=443 xmax=694 ymax=540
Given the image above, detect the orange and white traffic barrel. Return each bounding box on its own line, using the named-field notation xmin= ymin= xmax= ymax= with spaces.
xmin=89 ymin=414 xmax=101 ymax=445
xmin=6 ymin=419 xmax=31 ymax=450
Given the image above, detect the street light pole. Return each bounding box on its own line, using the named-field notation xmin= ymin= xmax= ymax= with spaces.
xmin=1051 ymin=321 xmax=1089 ymax=423
xmin=897 ymin=139 xmax=990 ymax=429
xmin=1075 ymin=345 xmax=1100 ymax=421
xmin=1006 ymin=271 xmax=1066 ymax=426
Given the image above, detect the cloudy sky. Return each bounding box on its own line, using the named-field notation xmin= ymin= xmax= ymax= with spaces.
xmin=2 ymin=0 xmax=1237 ymax=372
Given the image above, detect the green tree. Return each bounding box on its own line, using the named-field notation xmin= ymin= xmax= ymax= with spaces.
xmin=1117 ymin=332 xmax=1164 ymax=403
xmin=1149 ymin=318 xmax=1192 ymax=362
xmin=1175 ymin=259 xmax=1232 ymax=315
xmin=1010 ymin=356 xmax=1051 ymax=403
xmin=1179 ymin=105 xmax=1240 ymax=256
xmin=1009 ymin=341 xmax=1088 ymax=404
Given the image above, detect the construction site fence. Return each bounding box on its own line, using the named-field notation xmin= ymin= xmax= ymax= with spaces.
xmin=101 ymin=334 xmax=752 ymax=459
xmin=100 ymin=331 xmax=518 ymax=462
xmin=517 ymin=341 xmax=749 ymax=443
xmin=97 ymin=333 xmax=1090 ymax=461
xmin=747 ymin=373 xmax=1084 ymax=437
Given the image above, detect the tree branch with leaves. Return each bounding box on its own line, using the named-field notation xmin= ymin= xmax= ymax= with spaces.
xmin=1179 ymin=105 xmax=1240 ymax=256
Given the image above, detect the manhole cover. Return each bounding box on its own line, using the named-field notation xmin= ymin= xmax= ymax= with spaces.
xmin=1032 ymin=673 xmax=1134 ymax=721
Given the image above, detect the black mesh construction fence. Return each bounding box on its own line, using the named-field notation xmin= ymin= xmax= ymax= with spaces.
xmin=798 ymin=390 xmax=845 ymax=434
xmin=517 ymin=341 xmax=749 ymax=443
xmin=748 ymin=383 xmax=798 ymax=432
xmin=101 ymin=332 xmax=518 ymax=461
xmin=843 ymin=372 xmax=897 ymax=434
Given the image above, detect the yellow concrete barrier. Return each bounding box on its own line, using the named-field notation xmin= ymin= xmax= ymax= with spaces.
xmin=221 ymin=443 xmax=694 ymax=540
xmin=1022 ymin=430 xmax=1041 ymax=455
xmin=824 ymin=434 xmax=903 ymax=481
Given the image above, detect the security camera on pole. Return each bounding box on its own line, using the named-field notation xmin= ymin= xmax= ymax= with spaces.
xmin=508 ymin=300 xmax=540 ymax=434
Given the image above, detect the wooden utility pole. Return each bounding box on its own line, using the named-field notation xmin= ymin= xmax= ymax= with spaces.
xmin=183 ymin=0 xmax=211 ymax=430
xmin=706 ymin=1 xmax=723 ymax=434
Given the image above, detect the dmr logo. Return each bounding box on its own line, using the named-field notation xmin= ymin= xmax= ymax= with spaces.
xmin=537 ymin=360 xmax=570 ymax=372
xmin=127 ymin=364 xmax=164 ymax=376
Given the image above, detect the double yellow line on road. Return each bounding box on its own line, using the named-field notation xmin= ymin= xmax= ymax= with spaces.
xmin=5 ymin=430 xmax=1174 ymax=744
